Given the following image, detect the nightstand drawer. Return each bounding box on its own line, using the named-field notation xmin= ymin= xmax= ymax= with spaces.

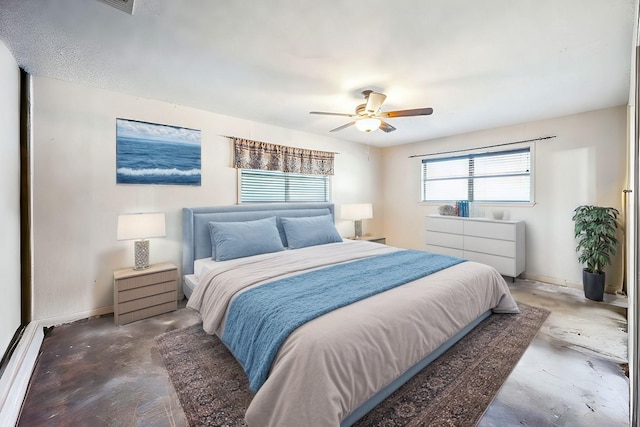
xmin=118 ymin=301 xmax=178 ymax=325
xmin=119 ymin=290 xmax=177 ymax=315
xmin=118 ymin=280 xmax=177 ymax=303
xmin=116 ymin=269 xmax=177 ymax=292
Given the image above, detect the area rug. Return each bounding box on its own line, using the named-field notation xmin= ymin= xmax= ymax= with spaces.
xmin=155 ymin=302 xmax=549 ymax=427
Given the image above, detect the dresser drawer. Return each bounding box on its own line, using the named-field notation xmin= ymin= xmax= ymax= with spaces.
xmin=464 ymin=236 xmax=515 ymax=258
xmin=464 ymin=251 xmax=516 ymax=277
xmin=426 ymin=230 xmax=463 ymax=249
xmin=426 ymin=244 xmax=464 ymax=258
xmin=425 ymin=216 xmax=463 ymax=234
xmin=463 ymin=220 xmax=516 ymax=241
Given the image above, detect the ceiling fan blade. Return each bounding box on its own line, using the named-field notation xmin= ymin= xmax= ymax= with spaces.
xmin=330 ymin=122 xmax=356 ymax=132
xmin=309 ymin=111 xmax=356 ymax=117
xmin=379 ymin=121 xmax=397 ymax=133
xmin=365 ymin=92 xmax=387 ymax=114
xmin=380 ymin=107 xmax=433 ymax=118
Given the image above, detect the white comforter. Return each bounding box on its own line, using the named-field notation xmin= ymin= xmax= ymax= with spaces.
xmin=187 ymin=241 xmax=519 ymax=427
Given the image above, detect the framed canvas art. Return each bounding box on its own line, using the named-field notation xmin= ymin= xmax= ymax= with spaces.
xmin=116 ymin=118 xmax=201 ymax=186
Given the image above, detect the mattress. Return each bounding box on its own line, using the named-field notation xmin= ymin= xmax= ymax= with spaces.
xmin=194 ymin=257 xmax=216 ymax=281
xmin=183 ymin=274 xmax=198 ymax=299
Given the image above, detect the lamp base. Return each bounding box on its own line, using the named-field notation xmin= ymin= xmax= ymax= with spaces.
xmin=133 ymin=239 xmax=150 ymax=270
xmin=353 ymin=220 xmax=363 ymax=239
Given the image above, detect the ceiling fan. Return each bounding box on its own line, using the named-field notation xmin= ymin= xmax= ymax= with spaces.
xmin=309 ymin=90 xmax=433 ymax=133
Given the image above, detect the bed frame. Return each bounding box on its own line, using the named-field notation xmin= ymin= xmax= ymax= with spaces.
xmin=181 ymin=202 xmax=490 ymax=426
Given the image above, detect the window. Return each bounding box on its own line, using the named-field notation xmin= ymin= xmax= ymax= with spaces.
xmin=421 ymin=147 xmax=532 ymax=203
xmin=240 ymin=169 xmax=330 ymax=203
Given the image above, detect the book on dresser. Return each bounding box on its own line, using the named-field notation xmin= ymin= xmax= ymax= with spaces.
xmin=425 ymin=215 xmax=525 ymax=279
xmin=113 ymin=262 xmax=178 ymax=325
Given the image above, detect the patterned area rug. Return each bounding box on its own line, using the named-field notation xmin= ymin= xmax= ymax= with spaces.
xmin=155 ymin=302 xmax=549 ymax=426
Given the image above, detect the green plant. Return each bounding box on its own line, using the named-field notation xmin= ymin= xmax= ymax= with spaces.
xmin=572 ymin=205 xmax=619 ymax=274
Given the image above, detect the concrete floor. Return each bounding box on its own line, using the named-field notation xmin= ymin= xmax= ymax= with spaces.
xmin=17 ymin=278 xmax=629 ymax=426
xmin=479 ymin=279 xmax=629 ymax=426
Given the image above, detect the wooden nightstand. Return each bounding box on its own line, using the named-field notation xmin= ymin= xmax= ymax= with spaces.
xmin=360 ymin=236 xmax=386 ymax=244
xmin=113 ymin=262 xmax=178 ymax=326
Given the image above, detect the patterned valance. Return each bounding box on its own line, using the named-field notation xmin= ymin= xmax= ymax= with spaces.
xmin=232 ymin=138 xmax=334 ymax=176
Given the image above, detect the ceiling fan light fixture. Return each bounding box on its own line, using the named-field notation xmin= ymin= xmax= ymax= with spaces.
xmin=310 ymin=91 xmax=432 ymax=133
xmin=355 ymin=118 xmax=381 ymax=133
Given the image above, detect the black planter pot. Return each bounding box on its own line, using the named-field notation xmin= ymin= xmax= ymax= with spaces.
xmin=583 ymin=269 xmax=605 ymax=301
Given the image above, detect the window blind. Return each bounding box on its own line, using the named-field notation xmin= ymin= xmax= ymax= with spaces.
xmin=240 ymin=169 xmax=330 ymax=203
xmin=421 ymin=148 xmax=531 ymax=202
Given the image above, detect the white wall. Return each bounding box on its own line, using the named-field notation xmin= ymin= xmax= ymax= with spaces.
xmin=0 ymin=41 xmax=21 ymax=354
xmin=381 ymin=106 xmax=627 ymax=291
xmin=29 ymin=74 xmax=628 ymax=321
xmin=31 ymin=76 xmax=383 ymax=322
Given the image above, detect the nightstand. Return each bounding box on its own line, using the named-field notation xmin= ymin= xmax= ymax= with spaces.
xmin=113 ymin=262 xmax=178 ymax=326
xmin=360 ymin=236 xmax=386 ymax=244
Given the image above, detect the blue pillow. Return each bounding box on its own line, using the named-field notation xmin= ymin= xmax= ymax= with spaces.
xmin=281 ymin=215 xmax=343 ymax=249
xmin=208 ymin=217 xmax=285 ymax=261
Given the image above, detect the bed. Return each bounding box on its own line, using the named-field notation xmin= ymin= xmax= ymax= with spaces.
xmin=182 ymin=202 xmax=519 ymax=427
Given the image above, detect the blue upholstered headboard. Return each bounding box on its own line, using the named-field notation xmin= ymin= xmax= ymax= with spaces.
xmin=182 ymin=203 xmax=336 ymax=277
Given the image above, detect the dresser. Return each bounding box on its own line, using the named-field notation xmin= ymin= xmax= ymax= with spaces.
xmin=113 ymin=262 xmax=178 ymax=325
xmin=425 ymin=215 xmax=525 ymax=278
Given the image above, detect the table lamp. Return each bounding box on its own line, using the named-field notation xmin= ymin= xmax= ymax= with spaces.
xmin=117 ymin=213 xmax=166 ymax=270
xmin=341 ymin=203 xmax=373 ymax=239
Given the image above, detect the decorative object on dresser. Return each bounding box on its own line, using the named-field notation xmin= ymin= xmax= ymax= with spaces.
xmin=341 ymin=203 xmax=373 ymax=239
xmin=113 ymin=262 xmax=177 ymax=325
xmin=492 ymin=209 xmax=505 ymax=220
xmin=425 ymin=214 xmax=525 ymax=279
xmin=438 ymin=204 xmax=456 ymax=216
xmin=117 ymin=212 xmax=166 ymax=270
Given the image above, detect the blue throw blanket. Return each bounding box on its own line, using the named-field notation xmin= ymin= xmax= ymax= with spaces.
xmin=221 ymin=249 xmax=466 ymax=392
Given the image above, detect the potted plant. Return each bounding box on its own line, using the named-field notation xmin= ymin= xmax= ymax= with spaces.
xmin=572 ymin=205 xmax=620 ymax=301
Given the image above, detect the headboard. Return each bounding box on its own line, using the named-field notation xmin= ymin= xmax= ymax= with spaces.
xmin=182 ymin=202 xmax=336 ymax=277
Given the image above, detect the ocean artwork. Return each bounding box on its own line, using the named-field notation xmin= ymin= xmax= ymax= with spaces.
xmin=116 ymin=118 xmax=201 ymax=186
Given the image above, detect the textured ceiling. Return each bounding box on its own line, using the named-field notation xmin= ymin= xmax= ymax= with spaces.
xmin=0 ymin=0 xmax=635 ymax=147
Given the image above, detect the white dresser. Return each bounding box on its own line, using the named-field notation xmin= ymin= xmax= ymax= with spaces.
xmin=425 ymin=215 xmax=525 ymax=278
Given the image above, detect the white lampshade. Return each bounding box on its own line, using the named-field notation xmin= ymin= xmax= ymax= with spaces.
xmin=341 ymin=204 xmax=373 ymax=221
xmin=342 ymin=203 xmax=373 ymax=239
xmin=355 ymin=118 xmax=381 ymax=133
xmin=117 ymin=213 xmax=166 ymax=270
xmin=117 ymin=213 xmax=166 ymax=240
